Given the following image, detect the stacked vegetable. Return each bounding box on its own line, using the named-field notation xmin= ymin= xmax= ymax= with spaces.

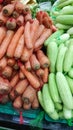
xmin=0 ymin=0 xmax=56 ymax=110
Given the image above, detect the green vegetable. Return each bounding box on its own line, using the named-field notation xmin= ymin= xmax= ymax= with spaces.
xmin=49 ymin=110 xmax=59 ymax=120
xmin=56 ymin=44 xmax=67 ymax=72
xmin=67 ymin=27 xmax=73 ymax=35
xmin=59 ymin=33 xmax=70 ymax=42
xmin=59 ymin=111 xmax=64 ymax=119
xmin=68 ymin=68 xmax=73 ymax=78
xmin=56 ymin=23 xmax=71 ymax=30
xmin=38 ymin=90 xmax=44 ymax=108
xmin=56 ymin=72 xmax=73 ymax=109
xmin=49 ymin=73 xmax=61 ymax=103
xmin=42 ymin=84 xmax=55 ymax=114
xmin=66 ymin=75 xmax=73 ymax=94
xmin=60 ymin=5 xmax=73 ymax=15
xmin=44 ymin=30 xmax=64 ymax=46
xmin=55 ymin=103 xmax=63 ymax=111
xmin=57 ymin=0 xmax=73 ymax=9
xmin=56 ymin=15 xmax=73 ymax=25
xmin=63 ymin=106 xmax=72 ymax=119
xmin=47 ymin=41 xmax=58 ymax=73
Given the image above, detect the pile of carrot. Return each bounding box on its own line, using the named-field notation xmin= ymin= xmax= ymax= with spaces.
xmin=0 ymin=1 xmax=57 ymax=110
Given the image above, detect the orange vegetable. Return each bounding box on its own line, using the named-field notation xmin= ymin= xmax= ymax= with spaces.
xmin=10 ymin=74 xmax=19 ymax=88
xmin=23 ymin=5 xmax=31 ymax=15
xmin=42 ymin=68 xmax=49 ymax=83
xmin=15 ymin=1 xmax=24 ymax=13
xmin=13 ymin=63 xmax=19 ymax=70
xmin=17 ymin=15 xmax=24 ymax=26
xmin=0 ymin=30 xmax=14 ymax=59
xmin=14 ymin=34 xmax=24 ymax=59
xmin=34 ymin=29 xmax=52 ymax=49
xmin=6 ymin=18 xmax=16 ymax=30
xmin=30 ymin=54 xmax=40 ymax=70
xmin=21 ymin=47 xmax=33 ymax=62
xmin=19 ymin=70 xmax=25 ymax=80
xmin=23 ymin=102 xmax=31 ymax=110
xmin=32 ymin=95 xmax=39 ymax=109
xmin=0 ymin=57 xmax=7 ymax=70
xmin=24 ymin=13 xmax=32 ymax=23
xmin=7 ymin=58 xmax=15 ymax=67
xmin=19 ymin=63 xmax=40 ymax=89
xmin=1 ymin=95 xmax=9 ymax=104
xmin=13 ymin=96 xmax=23 ymax=109
xmin=22 ymin=85 xmax=36 ymax=103
xmin=36 ymin=68 xmax=44 ymax=77
xmin=24 ymin=21 xmax=33 ymax=49
xmin=12 ymin=11 xmax=19 ymax=19
xmin=7 ymin=26 xmax=24 ymax=58
xmin=2 ymin=4 xmax=15 ymax=16
xmin=0 ymin=12 xmax=8 ymax=26
xmin=25 ymin=60 xmax=31 ymax=71
xmin=0 ymin=4 xmax=3 ymax=12
xmin=14 ymin=79 xmax=28 ymax=96
xmin=2 ymin=66 xmax=13 ymax=78
xmin=0 ymin=27 xmax=6 ymax=45
xmin=37 ymin=50 xmax=50 ymax=68
xmin=9 ymin=88 xmax=16 ymax=101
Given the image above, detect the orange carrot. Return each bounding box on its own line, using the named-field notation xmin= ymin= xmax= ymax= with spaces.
xmin=17 ymin=15 xmax=24 ymax=26
xmin=10 ymin=74 xmax=19 ymax=88
xmin=2 ymin=66 xmax=13 ymax=78
xmin=24 ymin=13 xmax=32 ymax=22
xmin=21 ymin=47 xmax=33 ymax=62
xmin=7 ymin=26 xmax=24 ymax=58
xmin=0 ymin=12 xmax=8 ymax=25
xmin=34 ymin=29 xmax=52 ymax=49
xmin=0 ymin=4 xmax=3 ymax=12
xmin=50 ymin=24 xmax=57 ymax=32
xmin=23 ymin=102 xmax=31 ymax=110
xmin=33 ymin=24 xmax=45 ymax=43
xmin=30 ymin=54 xmax=40 ymax=70
xmin=12 ymin=11 xmax=19 ymax=19
xmin=14 ymin=79 xmax=28 ymax=96
xmin=32 ymin=95 xmax=39 ymax=109
xmin=9 ymin=88 xmax=16 ymax=101
xmin=0 ymin=57 xmax=7 ymax=70
xmin=15 ymin=1 xmax=24 ymax=13
xmin=0 ymin=30 xmax=14 ymax=59
xmin=23 ymin=5 xmax=31 ymax=15
xmin=22 ymin=85 xmax=36 ymax=103
xmin=25 ymin=60 xmax=31 ymax=71
xmin=24 ymin=21 xmax=33 ymax=49
xmin=7 ymin=58 xmax=15 ymax=67
xmin=14 ymin=34 xmax=24 ymax=59
xmin=37 ymin=50 xmax=50 ymax=68
xmin=31 ymin=19 xmax=39 ymax=43
xmin=34 ymin=45 xmax=43 ymax=52
xmin=2 ymin=4 xmax=15 ymax=16
xmin=6 ymin=18 xmax=16 ymax=30
xmin=42 ymin=68 xmax=49 ymax=83
xmin=19 ymin=63 xmax=40 ymax=89
xmin=1 ymin=95 xmax=9 ymax=104
xmin=13 ymin=63 xmax=19 ymax=70
xmin=0 ymin=27 xmax=6 ymax=45
xmin=19 ymin=70 xmax=25 ymax=80
xmin=13 ymin=96 xmax=23 ymax=109
xmin=36 ymin=68 xmax=44 ymax=77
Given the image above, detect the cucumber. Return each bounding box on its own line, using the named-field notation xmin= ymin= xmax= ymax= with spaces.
xmin=65 ymin=75 xmax=73 ymax=94
xmin=63 ymin=106 xmax=72 ymax=119
xmin=68 ymin=68 xmax=73 ymax=78
xmin=67 ymin=27 xmax=73 ymax=35
xmin=55 ymin=103 xmax=63 ymax=111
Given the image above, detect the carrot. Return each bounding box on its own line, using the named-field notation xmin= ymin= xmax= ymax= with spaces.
xmin=1 ymin=95 xmax=9 ymax=104
xmin=24 ymin=21 xmax=33 ymax=49
xmin=2 ymin=66 xmax=13 ymax=78
xmin=13 ymin=96 xmax=23 ymax=109
xmin=34 ymin=29 xmax=52 ymax=49
xmin=30 ymin=54 xmax=40 ymax=70
xmin=19 ymin=70 xmax=25 ymax=80
xmin=0 ymin=30 xmax=14 ymax=59
xmin=21 ymin=47 xmax=33 ymax=62
xmin=10 ymin=74 xmax=19 ymax=88
xmin=13 ymin=63 xmax=19 ymax=70
xmin=50 ymin=24 xmax=57 ymax=32
xmin=36 ymin=68 xmax=44 ymax=77
xmin=23 ymin=5 xmax=31 ymax=15
xmin=23 ymin=102 xmax=31 ymax=110
xmin=7 ymin=26 xmax=24 ymax=58
xmin=0 ymin=4 xmax=3 ymax=12
xmin=18 ymin=63 xmax=40 ymax=89
xmin=0 ymin=57 xmax=7 ymax=70
xmin=42 ymin=68 xmax=49 ymax=83
xmin=24 ymin=13 xmax=32 ymax=22
xmin=15 ymin=1 xmax=24 ymax=13
xmin=31 ymin=19 xmax=39 ymax=43
xmin=17 ymin=15 xmax=24 ymax=26
xmin=34 ymin=45 xmax=43 ymax=52
xmin=22 ymin=85 xmax=36 ymax=104
xmin=0 ymin=27 xmax=6 ymax=45
xmin=11 ymin=70 xmax=17 ymax=78
xmin=32 ymin=95 xmax=39 ymax=109
xmin=14 ymin=79 xmax=28 ymax=96
xmin=12 ymin=11 xmax=19 ymax=19
xmin=0 ymin=12 xmax=8 ymax=26
xmin=2 ymin=4 xmax=15 ymax=16
xmin=7 ymin=58 xmax=15 ymax=67
xmin=9 ymin=88 xmax=16 ymax=101
xmin=39 ymin=77 xmax=44 ymax=88
xmin=33 ymin=24 xmax=45 ymax=43
xmin=14 ymin=34 xmax=24 ymax=59
xmin=37 ymin=50 xmax=50 ymax=68
xmin=6 ymin=18 xmax=16 ymax=30
xmin=25 ymin=60 xmax=31 ymax=71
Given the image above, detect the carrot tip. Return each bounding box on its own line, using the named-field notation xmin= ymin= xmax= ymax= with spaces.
xmin=18 ymin=61 xmax=22 ymax=67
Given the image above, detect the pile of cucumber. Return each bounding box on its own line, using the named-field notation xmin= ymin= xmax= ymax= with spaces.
xmin=38 ymin=29 xmax=73 ymax=120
